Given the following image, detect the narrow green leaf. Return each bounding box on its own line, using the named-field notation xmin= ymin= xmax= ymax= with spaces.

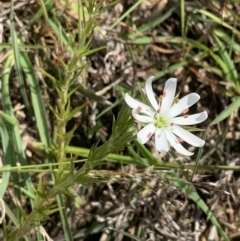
xmin=2 ymin=53 xmax=35 ymax=206
xmin=0 ymin=120 xmax=11 ymax=198
xmin=212 ymin=34 xmax=239 ymax=90
xmin=0 ymin=111 xmax=17 ymax=125
xmin=135 ymin=7 xmax=176 ymax=35
xmin=214 ymin=29 xmax=240 ymax=52
xmin=110 ymin=0 xmax=144 ymax=29
xmin=20 ymin=52 xmax=52 ymax=149
xmin=165 ymin=171 xmax=230 ymax=241
xmin=48 ymin=15 xmax=74 ymax=54
xmin=26 ymin=0 xmax=55 ymax=28
xmin=210 ymin=98 xmax=240 ymax=125
xmin=10 ymin=3 xmax=31 ymax=114
xmin=196 ymin=9 xmax=240 ymax=36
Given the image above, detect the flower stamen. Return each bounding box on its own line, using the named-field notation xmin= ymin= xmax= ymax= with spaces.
xmin=147 ymin=132 xmax=152 ymax=138
xmin=176 ymin=137 xmax=184 ymax=143
xmin=137 ymin=106 xmax=142 ymax=112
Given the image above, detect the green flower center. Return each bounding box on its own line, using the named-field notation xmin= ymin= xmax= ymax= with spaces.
xmin=154 ymin=114 xmax=168 ymax=128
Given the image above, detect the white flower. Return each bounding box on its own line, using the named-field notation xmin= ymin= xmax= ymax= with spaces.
xmin=125 ymin=76 xmax=208 ymax=156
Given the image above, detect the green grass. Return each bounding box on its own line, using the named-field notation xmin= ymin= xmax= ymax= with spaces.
xmin=0 ymin=0 xmax=240 ymax=240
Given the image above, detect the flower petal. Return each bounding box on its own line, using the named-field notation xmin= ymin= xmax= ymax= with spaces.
xmin=165 ymin=129 xmax=194 ymax=156
xmin=145 ymin=76 xmax=159 ymax=111
xmin=168 ymin=93 xmax=200 ymax=118
xmin=160 ymin=78 xmax=177 ymax=114
xmin=137 ymin=123 xmax=156 ymax=144
xmin=171 ymin=111 xmax=208 ymax=125
xmin=132 ymin=110 xmax=154 ymax=123
xmin=125 ymin=93 xmax=155 ymax=117
xmin=170 ymin=125 xmax=205 ymax=147
xmin=155 ymin=128 xmax=169 ymax=153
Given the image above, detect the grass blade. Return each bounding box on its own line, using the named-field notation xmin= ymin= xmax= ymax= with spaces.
xmin=10 ymin=0 xmax=32 ymax=114
xmin=20 ymin=52 xmax=52 ymax=149
xmin=0 ymin=120 xmax=11 ymax=198
xmin=165 ymin=171 xmax=230 ymax=241
xmin=210 ymin=98 xmax=240 ymax=125
xmin=212 ymin=33 xmax=239 ymax=91
xmin=110 ymin=0 xmax=144 ymax=29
